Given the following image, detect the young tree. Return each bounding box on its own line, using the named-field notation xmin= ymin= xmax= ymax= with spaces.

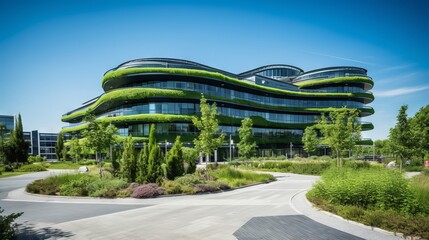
xmin=0 ymin=124 xmax=6 ymax=164
xmin=121 ymin=135 xmax=137 ymax=183
xmin=183 ymin=147 xmax=198 ymax=174
xmin=10 ymin=114 xmax=29 ymax=164
xmin=409 ymin=105 xmax=429 ymax=161
xmin=166 ymin=136 xmax=185 ymax=180
xmin=146 ymin=124 xmax=163 ymax=183
xmin=317 ymin=109 xmax=360 ymax=167
xmin=389 ymin=105 xmax=412 ymax=171
xmin=68 ymin=136 xmax=82 ymax=162
xmin=82 ymin=114 xmax=118 ymax=178
xmin=136 ymin=142 xmax=149 ymax=183
xmin=55 ymin=134 xmax=64 ymax=161
xmin=192 ymin=96 xmax=225 ymax=163
xmin=237 ymin=118 xmax=256 ymax=159
xmin=302 ymin=126 xmax=319 ymax=156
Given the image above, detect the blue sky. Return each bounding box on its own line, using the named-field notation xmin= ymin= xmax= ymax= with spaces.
xmin=0 ymin=0 xmax=428 ymax=140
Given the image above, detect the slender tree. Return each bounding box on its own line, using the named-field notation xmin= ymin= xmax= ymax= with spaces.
xmin=146 ymin=124 xmax=163 ymax=183
xmin=136 ymin=143 xmax=149 ymax=183
xmin=237 ymin=118 xmax=256 ymax=159
xmin=389 ymin=105 xmax=412 ymax=171
xmin=192 ymin=96 xmax=225 ymax=163
xmin=302 ymin=126 xmax=319 ymax=156
xmin=409 ymin=105 xmax=429 ymax=161
xmin=166 ymin=136 xmax=185 ymax=180
xmin=82 ymin=113 xmax=118 ymax=178
xmin=68 ymin=136 xmax=82 ymax=162
xmin=121 ymin=135 xmax=137 ymax=183
xmin=317 ymin=109 xmax=360 ymax=167
xmin=55 ymin=134 xmax=64 ymax=161
xmin=11 ymin=114 xmax=29 ymax=164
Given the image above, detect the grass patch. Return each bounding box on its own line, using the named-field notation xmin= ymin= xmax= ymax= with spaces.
xmin=236 ymin=160 xmax=333 ymax=175
xmin=0 ymin=172 xmax=31 ymax=178
xmin=48 ymin=162 xmax=81 ymax=169
xmin=307 ymin=168 xmax=429 ymax=238
xmin=17 ymin=164 xmax=47 ymax=172
xmin=209 ymin=165 xmax=275 ymax=188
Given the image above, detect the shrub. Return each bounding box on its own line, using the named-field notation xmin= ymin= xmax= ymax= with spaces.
xmin=78 ymin=160 xmax=97 ymax=165
xmin=87 ymin=179 xmax=128 ymax=198
xmin=175 ymin=174 xmax=202 ymax=186
xmin=18 ymin=164 xmax=47 ymax=172
xmin=0 ymin=207 xmax=22 ymax=240
xmin=162 ymin=180 xmax=185 ymax=194
xmin=28 ymin=155 xmax=46 ymax=163
xmin=131 ymin=183 xmax=164 ymax=198
xmin=195 ymin=184 xmax=218 ymax=193
xmin=26 ymin=179 xmax=59 ymax=195
xmin=59 ymin=174 xmax=97 ymax=196
xmin=309 ymin=167 xmax=415 ymax=213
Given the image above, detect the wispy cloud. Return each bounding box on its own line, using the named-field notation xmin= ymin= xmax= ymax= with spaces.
xmin=376 ymin=64 xmax=414 ymax=73
xmin=375 ymin=72 xmax=420 ymax=85
xmin=374 ymin=85 xmax=429 ymax=97
xmin=304 ymin=51 xmax=377 ymax=66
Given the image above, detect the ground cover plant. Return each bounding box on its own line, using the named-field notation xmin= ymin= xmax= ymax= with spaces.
xmin=307 ymin=167 xmax=429 ymax=238
xmin=26 ymin=165 xmax=275 ymax=198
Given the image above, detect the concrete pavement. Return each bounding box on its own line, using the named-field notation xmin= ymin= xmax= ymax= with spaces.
xmin=1 ymin=171 xmax=404 ymax=239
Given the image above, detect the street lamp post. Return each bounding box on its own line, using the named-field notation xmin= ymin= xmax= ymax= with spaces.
xmin=290 ymin=142 xmax=293 ymax=158
xmin=229 ymin=134 xmax=233 ymax=162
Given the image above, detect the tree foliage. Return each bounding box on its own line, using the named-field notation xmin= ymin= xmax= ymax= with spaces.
xmin=389 ymin=105 xmax=413 ymax=171
xmin=237 ymin=118 xmax=256 ymax=158
xmin=192 ymin=96 xmax=225 ymax=161
xmin=166 ymin=136 xmax=185 ymax=180
xmin=0 ymin=207 xmax=22 ymax=240
xmin=55 ymin=133 xmax=64 ymax=161
xmin=9 ymin=114 xmax=29 ymax=164
xmin=68 ymin=136 xmax=81 ymax=162
xmin=317 ymin=109 xmax=361 ymax=167
xmin=409 ymin=105 xmax=429 ymax=160
xmin=145 ymin=124 xmax=163 ymax=183
xmin=121 ymin=135 xmax=137 ymax=183
xmin=82 ymin=113 xmax=118 ymax=178
xmin=302 ymin=126 xmax=319 ymax=155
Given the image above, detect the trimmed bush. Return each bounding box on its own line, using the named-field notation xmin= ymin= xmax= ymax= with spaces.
xmin=131 ymin=183 xmax=164 ymax=198
xmin=18 ymin=164 xmax=47 ymax=172
xmin=87 ymin=179 xmax=128 ymax=198
xmin=195 ymin=184 xmax=218 ymax=193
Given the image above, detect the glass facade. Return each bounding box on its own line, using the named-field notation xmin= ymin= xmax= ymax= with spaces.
xmin=62 ymin=58 xmax=374 ymax=150
xmin=0 ymin=115 xmax=15 ymax=135
xmin=125 ymin=81 xmax=365 ymax=108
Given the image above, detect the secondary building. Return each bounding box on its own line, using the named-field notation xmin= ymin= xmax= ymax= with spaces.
xmin=0 ymin=114 xmax=58 ymax=160
xmin=60 ymin=58 xmax=374 ymax=158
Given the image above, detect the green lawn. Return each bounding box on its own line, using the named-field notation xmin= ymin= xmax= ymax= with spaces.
xmin=0 ymin=172 xmax=31 ymax=178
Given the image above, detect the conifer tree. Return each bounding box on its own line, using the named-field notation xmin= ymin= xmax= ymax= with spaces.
xmin=166 ymin=136 xmax=184 ymax=180
xmin=55 ymin=133 xmax=64 ymax=161
xmin=11 ymin=114 xmax=29 ymax=163
xmin=121 ymin=135 xmax=137 ymax=182
xmin=146 ymin=124 xmax=163 ymax=183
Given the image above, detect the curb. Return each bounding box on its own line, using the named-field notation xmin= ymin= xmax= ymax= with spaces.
xmin=298 ymin=190 xmax=404 ymax=239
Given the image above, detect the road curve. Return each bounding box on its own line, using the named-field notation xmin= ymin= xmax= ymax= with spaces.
xmin=1 ymin=171 xmax=401 ymax=240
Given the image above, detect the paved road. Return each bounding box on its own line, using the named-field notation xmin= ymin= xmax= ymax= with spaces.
xmin=1 ymin=171 xmax=402 ymax=240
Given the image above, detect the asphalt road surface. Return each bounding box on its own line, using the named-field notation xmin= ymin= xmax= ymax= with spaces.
xmin=1 ymin=170 xmax=401 ymax=240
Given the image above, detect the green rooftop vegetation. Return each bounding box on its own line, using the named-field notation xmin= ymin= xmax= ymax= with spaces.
xmin=101 ymin=67 xmax=374 ymax=100
xmin=62 ymin=88 xmax=374 ymax=122
xmin=295 ymin=76 xmax=374 ymax=89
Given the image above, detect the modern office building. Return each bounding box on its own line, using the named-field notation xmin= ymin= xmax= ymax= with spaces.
xmin=0 ymin=115 xmax=15 ymax=136
xmin=61 ymin=58 xmax=374 ymax=158
xmin=1 ymin=114 xmax=58 ymax=160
